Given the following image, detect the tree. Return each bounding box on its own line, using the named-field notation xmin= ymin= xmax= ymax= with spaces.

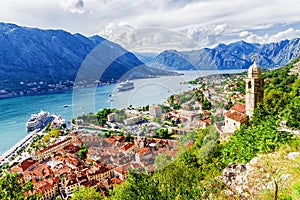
xmin=202 ymin=98 xmax=212 ymax=110
xmin=264 ymin=90 xmax=289 ymax=114
xmin=282 ymin=96 xmax=300 ymax=129
xmin=157 ymin=128 xmax=169 ymax=139
xmin=104 ymin=130 xmax=112 ymax=138
xmin=72 ymin=186 xmax=103 ymax=200
xmin=154 ymin=153 xmax=172 ymax=169
xmin=78 ymin=144 xmax=88 ymax=160
xmin=0 ymin=173 xmax=37 ymax=200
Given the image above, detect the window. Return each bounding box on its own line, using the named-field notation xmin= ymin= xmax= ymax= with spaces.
xmin=248 ymin=81 xmax=251 ymax=89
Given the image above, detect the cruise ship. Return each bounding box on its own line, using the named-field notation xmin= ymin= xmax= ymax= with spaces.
xmin=117 ymin=80 xmax=134 ymax=91
xmin=26 ymin=110 xmax=54 ymax=131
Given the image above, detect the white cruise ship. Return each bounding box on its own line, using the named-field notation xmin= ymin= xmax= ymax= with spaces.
xmin=117 ymin=80 xmax=134 ymax=91
xmin=26 ymin=110 xmax=54 ymax=131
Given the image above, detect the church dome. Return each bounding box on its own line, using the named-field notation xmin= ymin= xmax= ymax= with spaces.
xmin=248 ymin=61 xmax=262 ymax=78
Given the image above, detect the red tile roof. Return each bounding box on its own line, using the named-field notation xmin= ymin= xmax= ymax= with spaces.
xmin=225 ymin=111 xmax=248 ymax=123
xmin=36 ymin=137 xmax=72 ymax=154
xmin=112 ymin=177 xmax=122 ymax=184
xmin=137 ymin=148 xmax=151 ymax=155
xmin=230 ymin=102 xmax=246 ymax=114
xmin=120 ymin=142 xmax=135 ymax=151
xmin=10 ymin=159 xmax=37 ymax=173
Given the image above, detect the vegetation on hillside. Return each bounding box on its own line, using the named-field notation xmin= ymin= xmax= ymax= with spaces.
xmin=108 ymin=56 xmax=300 ymax=199
xmin=1 ymin=57 xmax=299 ymax=199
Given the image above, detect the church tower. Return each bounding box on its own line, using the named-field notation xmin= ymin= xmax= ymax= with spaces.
xmin=245 ymin=58 xmax=264 ymax=118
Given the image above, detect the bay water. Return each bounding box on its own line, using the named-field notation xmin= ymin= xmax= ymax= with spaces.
xmin=0 ymin=70 xmax=244 ymax=155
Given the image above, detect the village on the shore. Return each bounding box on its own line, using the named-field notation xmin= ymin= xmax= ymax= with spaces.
xmin=0 ymin=61 xmax=267 ymax=199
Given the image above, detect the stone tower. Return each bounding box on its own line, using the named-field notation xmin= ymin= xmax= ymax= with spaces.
xmin=245 ymin=59 xmax=264 ymax=118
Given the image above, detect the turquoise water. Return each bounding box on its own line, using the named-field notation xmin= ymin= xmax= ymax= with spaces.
xmin=0 ymin=70 xmax=244 ymax=155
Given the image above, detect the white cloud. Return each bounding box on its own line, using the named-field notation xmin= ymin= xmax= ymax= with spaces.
xmin=100 ymin=24 xmax=200 ymax=52
xmin=268 ymin=28 xmax=300 ymax=42
xmin=186 ymin=23 xmax=228 ymax=46
xmin=237 ymin=28 xmax=300 ymax=44
xmin=1 ymin=0 xmax=300 ymax=50
xmin=59 ymin=0 xmax=85 ymax=14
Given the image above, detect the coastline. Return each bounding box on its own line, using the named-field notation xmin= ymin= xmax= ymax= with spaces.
xmin=0 ymin=69 xmax=245 ymax=158
xmin=0 ymin=129 xmax=39 ymax=166
xmin=0 ymin=69 xmax=245 ymax=101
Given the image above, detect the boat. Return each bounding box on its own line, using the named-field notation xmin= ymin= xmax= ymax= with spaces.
xmin=25 ymin=110 xmax=54 ymax=131
xmin=63 ymin=104 xmax=69 ymax=108
xmin=117 ymin=80 xmax=134 ymax=91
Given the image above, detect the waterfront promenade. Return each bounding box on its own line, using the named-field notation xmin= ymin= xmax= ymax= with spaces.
xmin=0 ymin=129 xmax=39 ymax=167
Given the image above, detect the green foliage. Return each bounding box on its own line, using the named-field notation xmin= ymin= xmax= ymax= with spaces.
xmin=157 ymin=128 xmax=170 ymax=139
xmin=233 ymin=78 xmax=246 ymax=94
xmin=109 ymin=57 xmax=300 ymax=200
xmin=154 ymin=153 xmax=172 ymax=170
xmin=292 ymin=181 xmax=300 ymax=199
xmin=264 ymin=90 xmax=290 ymax=114
xmin=0 ymin=173 xmax=37 ymax=200
xmin=202 ymin=98 xmax=212 ymax=110
xmin=282 ymin=96 xmax=300 ymax=129
xmin=221 ymin=118 xmax=294 ymax=164
xmin=96 ymin=108 xmax=113 ymax=126
xmin=72 ymin=186 xmax=103 ymax=200
xmin=78 ymin=144 xmax=88 ymax=160
xmin=78 ymin=108 xmax=124 ymax=126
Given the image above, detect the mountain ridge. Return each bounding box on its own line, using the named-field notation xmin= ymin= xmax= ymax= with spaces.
xmin=0 ymin=22 xmax=177 ymax=95
xmin=149 ymin=38 xmax=300 ymax=70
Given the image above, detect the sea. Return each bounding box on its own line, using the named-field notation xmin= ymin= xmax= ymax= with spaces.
xmin=0 ymin=70 xmax=244 ymax=155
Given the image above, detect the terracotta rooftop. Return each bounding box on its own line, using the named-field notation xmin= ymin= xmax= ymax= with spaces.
xmin=112 ymin=177 xmax=122 ymax=184
xmin=120 ymin=142 xmax=135 ymax=151
xmin=137 ymin=148 xmax=151 ymax=155
xmin=36 ymin=137 xmax=72 ymax=154
xmin=230 ymin=102 xmax=246 ymax=114
xmin=226 ymin=111 xmax=248 ymax=123
xmin=10 ymin=159 xmax=37 ymax=173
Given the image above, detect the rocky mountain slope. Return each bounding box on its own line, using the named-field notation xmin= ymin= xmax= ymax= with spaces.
xmin=150 ymin=39 xmax=300 ymax=70
xmin=0 ymin=22 xmax=175 ymax=92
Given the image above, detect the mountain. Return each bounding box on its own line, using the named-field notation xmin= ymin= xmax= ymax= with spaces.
xmin=0 ymin=22 xmax=176 ymax=93
xmin=150 ymin=38 xmax=300 ymax=70
xmin=133 ymin=52 xmax=158 ymax=64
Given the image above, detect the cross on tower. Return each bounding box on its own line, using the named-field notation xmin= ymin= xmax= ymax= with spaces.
xmin=252 ymin=54 xmax=258 ymax=62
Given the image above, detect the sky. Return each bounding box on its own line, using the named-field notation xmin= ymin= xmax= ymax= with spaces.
xmin=1 ymin=0 xmax=300 ymax=51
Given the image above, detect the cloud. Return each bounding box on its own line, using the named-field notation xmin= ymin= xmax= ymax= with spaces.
xmin=59 ymin=0 xmax=85 ymax=14
xmin=238 ymin=28 xmax=300 ymax=44
xmin=99 ymin=23 xmax=200 ymax=52
xmin=1 ymin=0 xmax=300 ymax=50
xmin=186 ymin=23 xmax=228 ymax=46
xmin=268 ymin=28 xmax=300 ymax=42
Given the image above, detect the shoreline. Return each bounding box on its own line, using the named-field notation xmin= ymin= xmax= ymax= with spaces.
xmin=0 ymin=69 xmax=245 ymax=161
xmin=0 ymin=69 xmax=246 ymax=101
xmin=0 ymin=129 xmax=39 ymax=166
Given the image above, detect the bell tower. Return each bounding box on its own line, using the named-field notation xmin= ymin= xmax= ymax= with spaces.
xmin=245 ymin=56 xmax=264 ymax=118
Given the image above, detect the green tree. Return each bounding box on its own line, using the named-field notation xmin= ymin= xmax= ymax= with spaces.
xmin=72 ymin=186 xmax=103 ymax=200
xmin=264 ymin=90 xmax=289 ymax=114
xmin=282 ymin=96 xmax=300 ymax=129
xmin=78 ymin=144 xmax=88 ymax=160
xmin=202 ymin=98 xmax=212 ymax=110
xmin=0 ymin=173 xmax=37 ymax=200
xmin=157 ymin=128 xmax=169 ymax=139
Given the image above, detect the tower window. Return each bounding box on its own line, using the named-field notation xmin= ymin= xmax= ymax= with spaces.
xmin=248 ymin=81 xmax=251 ymax=89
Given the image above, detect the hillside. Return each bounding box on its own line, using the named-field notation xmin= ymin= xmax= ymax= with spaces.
xmin=150 ymin=39 xmax=300 ymax=70
xmin=108 ymin=56 xmax=300 ymax=199
xmin=0 ymin=22 xmax=176 ymax=94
